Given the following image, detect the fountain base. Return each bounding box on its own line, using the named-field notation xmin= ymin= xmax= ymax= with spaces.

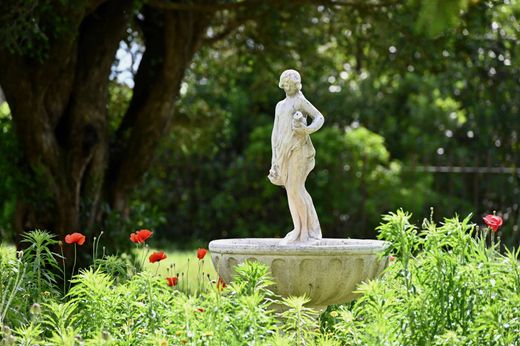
xmin=209 ymin=238 xmax=389 ymax=308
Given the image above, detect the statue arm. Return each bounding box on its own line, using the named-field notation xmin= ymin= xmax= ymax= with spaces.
xmin=298 ymin=97 xmax=324 ymax=135
xmin=271 ymin=104 xmax=281 ymax=162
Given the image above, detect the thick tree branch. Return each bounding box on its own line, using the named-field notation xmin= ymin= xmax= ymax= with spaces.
xmin=0 ymin=0 xmax=130 ymax=233
xmin=109 ymin=6 xmax=211 ymax=208
xmin=148 ymin=0 xmax=397 ymax=12
xmin=58 ymin=0 xmax=132 ymax=229
xmin=147 ymin=0 xmax=261 ymax=12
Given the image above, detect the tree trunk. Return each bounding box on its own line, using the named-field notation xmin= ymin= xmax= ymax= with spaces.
xmin=0 ymin=0 xmax=210 ymax=255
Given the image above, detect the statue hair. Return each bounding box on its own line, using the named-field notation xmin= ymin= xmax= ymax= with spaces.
xmin=279 ymin=69 xmax=302 ymax=90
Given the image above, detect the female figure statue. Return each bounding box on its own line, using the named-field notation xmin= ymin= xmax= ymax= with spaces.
xmin=268 ymin=69 xmax=325 ymax=244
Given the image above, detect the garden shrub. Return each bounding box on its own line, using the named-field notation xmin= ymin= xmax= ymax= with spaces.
xmin=1 ymin=211 xmax=519 ymax=345
xmin=326 ymin=210 xmax=520 ymax=345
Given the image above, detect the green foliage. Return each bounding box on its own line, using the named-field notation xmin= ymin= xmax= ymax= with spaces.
xmin=0 ymin=0 xmax=80 ymax=61
xmin=413 ymin=0 xmax=471 ymax=37
xmin=144 ymin=103 xmax=436 ymax=241
xmin=1 ymin=232 xmax=281 ymax=344
xmin=2 ymin=216 xmax=520 ymax=344
xmin=279 ymin=295 xmax=320 ymax=344
xmin=21 ymin=230 xmax=61 ymax=301
xmin=0 ymin=247 xmax=25 ymax=327
xmin=327 ymin=211 xmax=520 ymax=345
xmin=119 ymin=0 xmax=519 ymax=248
xmin=0 ymin=102 xmax=53 ymax=242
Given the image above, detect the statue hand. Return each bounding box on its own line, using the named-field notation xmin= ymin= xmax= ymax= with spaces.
xmin=293 ymin=126 xmax=312 ymax=136
xmin=268 ymin=166 xmax=278 ymax=178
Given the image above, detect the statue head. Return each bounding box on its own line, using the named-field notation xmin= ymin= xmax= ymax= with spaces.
xmin=279 ymin=69 xmax=302 ymax=95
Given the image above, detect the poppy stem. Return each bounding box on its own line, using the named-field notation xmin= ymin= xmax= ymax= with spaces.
xmin=93 ymin=231 xmax=104 ymax=270
xmin=155 ymin=262 xmax=161 ymax=276
xmin=92 ymin=236 xmax=97 ymax=270
xmin=68 ymin=244 xmax=77 ymax=292
xmin=197 ymin=261 xmax=203 ymax=295
xmin=60 ymin=243 xmax=66 ymax=297
xmin=186 ymin=258 xmax=190 ymax=294
xmin=140 ymin=246 xmax=150 ymax=273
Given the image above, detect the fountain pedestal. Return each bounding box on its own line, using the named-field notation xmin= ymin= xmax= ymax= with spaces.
xmin=209 ymin=238 xmax=389 ymax=309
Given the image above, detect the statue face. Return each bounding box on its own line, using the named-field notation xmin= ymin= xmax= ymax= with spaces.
xmin=281 ymin=78 xmax=299 ymax=96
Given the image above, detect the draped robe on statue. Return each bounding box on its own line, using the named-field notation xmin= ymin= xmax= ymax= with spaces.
xmin=268 ymin=94 xmax=322 ymax=240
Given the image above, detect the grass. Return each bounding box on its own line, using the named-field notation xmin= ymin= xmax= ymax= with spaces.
xmin=0 ymin=243 xmax=218 ymax=293
xmin=137 ymin=247 xmax=218 ymax=293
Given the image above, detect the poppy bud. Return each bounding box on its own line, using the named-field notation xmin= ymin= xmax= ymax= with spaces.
xmin=30 ymin=303 xmax=41 ymax=315
xmin=5 ymin=335 xmax=16 ymax=346
xmin=197 ymin=248 xmax=208 ymax=260
xmin=2 ymin=325 xmax=12 ymax=336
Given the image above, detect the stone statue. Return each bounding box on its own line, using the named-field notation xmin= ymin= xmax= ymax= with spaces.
xmin=268 ymin=69 xmax=325 ymax=244
xmin=210 ymin=69 xmax=389 ymax=310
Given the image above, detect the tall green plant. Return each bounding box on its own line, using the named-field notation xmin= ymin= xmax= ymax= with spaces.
xmin=21 ymin=230 xmax=61 ymax=301
xmin=329 ymin=211 xmax=520 ymax=345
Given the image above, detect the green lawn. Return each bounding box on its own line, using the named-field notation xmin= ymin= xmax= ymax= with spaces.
xmin=137 ymin=247 xmax=218 ymax=293
xmin=0 ymin=243 xmax=218 ymax=293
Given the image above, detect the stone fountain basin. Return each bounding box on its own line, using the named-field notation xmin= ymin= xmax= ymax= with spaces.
xmin=209 ymin=238 xmax=390 ymax=308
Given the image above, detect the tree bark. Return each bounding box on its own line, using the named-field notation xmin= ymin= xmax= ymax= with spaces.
xmin=108 ymin=6 xmax=210 ymax=210
xmin=0 ymin=0 xmax=132 ymax=243
xmin=0 ymin=0 xmax=211 ymax=251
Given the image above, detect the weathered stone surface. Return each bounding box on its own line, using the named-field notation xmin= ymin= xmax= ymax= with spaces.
xmin=269 ymin=69 xmax=325 ymax=244
xmin=209 ymin=238 xmax=389 ymax=308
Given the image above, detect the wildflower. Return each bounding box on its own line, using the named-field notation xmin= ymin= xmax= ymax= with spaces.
xmin=149 ymin=251 xmax=167 ymax=263
xmin=166 ymin=276 xmax=178 ymax=287
xmin=2 ymin=325 xmax=11 ymax=336
xmin=197 ymin=308 xmax=205 ymax=313
xmin=483 ymin=214 xmax=503 ymax=233
xmin=65 ymin=232 xmax=86 ymax=245
xmin=197 ymin=248 xmax=208 ymax=260
xmin=330 ymin=311 xmax=339 ymax=318
xmin=217 ymin=277 xmax=227 ymax=291
xmin=102 ymin=331 xmax=111 ymax=341
xmin=130 ymin=229 xmax=153 ymax=244
xmin=389 ymin=255 xmax=396 ymax=261
xmin=4 ymin=335 xmax=16 ymax=345
xmin=30 ymin=303 xmax=41 ymax=315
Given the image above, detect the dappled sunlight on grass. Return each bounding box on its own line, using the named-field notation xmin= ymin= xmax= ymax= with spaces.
xmin=136 ymin=247 xmax=218 ymax=293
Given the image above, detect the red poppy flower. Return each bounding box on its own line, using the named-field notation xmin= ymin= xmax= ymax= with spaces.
xmin=217 ymin=277 xmax=227 ymax=291
xmin=149 ymin=251 xmax=167 ymax=263
xmin=166 ymin=277 xmax=178 ymax=287
xmin=64 ymin=233 xmax=86 ymax=245
xmin=130 ymin=229 xmax=153 ymax=244
xmin=197 ymin=308 xmax=205 ymax=313
xmin=197 ymin=248 xmax=207 ymax=260
xmin=483 ymin=214 xmax=503 ymax=233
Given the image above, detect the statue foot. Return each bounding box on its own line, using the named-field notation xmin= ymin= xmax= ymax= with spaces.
xmin=279 ymin=230 xmax=299 ymax=245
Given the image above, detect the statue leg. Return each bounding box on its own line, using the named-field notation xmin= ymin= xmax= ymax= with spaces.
xmin=304 ymin=191 xmax=321 ymax=239
xmin=301 ymin=157 xmax=320 ymax=239
xmin=281 ymin=158 xmax=312 ymax=244
xmin=280 ymin=190 xmax=302 ymax=245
